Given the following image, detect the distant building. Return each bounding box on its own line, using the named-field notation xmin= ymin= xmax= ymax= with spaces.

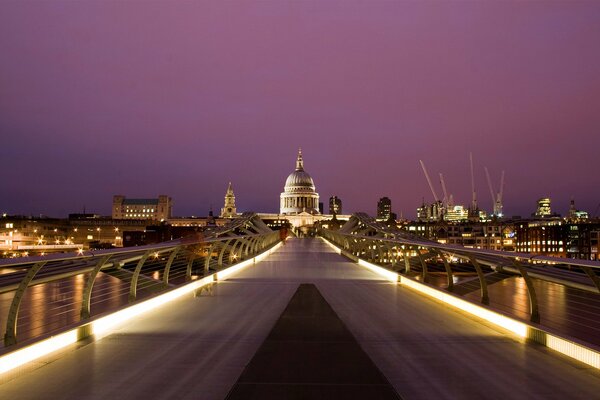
xmin=534 ymin=197 xmax=553 ymax=218
xmin=444 ymin=205 xmax=469 ymax=222
xmin=329 ymin=196 xmax=342 ymax=215
xmin=513 ymin=219 xmax=600 ymax=260
xmin=567 ymin=198 xmax=589 ymax=222
xmin=406 ymin=220 xmax=516 ymax=252
xmin=318 ymin=202 xmax=324 ymax=214
xmin=112 ymin=195 xmax=172 ymax=220
xmin=376 ymin=197 xmax=392 ymax=221
xmin=417 ymin=200 xmax=443 ymax=222
xmin=515 ymin=220 xmax=567 ymax=257
xmin=220 ymin=182 xmax=238 ymax=218
xmin=0 ymin=215 xmax=150 ymax=256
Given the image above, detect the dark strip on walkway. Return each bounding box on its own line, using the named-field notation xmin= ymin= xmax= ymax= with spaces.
xmin=226 ymin=283 xmax=401 ymax=399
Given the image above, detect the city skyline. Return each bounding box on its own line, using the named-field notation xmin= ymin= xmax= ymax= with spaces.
xmin=1 ymin=2 xmax=600 ymax=218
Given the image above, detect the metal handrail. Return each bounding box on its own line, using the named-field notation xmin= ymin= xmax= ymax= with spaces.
xmin=320 ymin=213 xmax=600 ymax=323
xmin=0 ymin=213 xmax=280 ymax=347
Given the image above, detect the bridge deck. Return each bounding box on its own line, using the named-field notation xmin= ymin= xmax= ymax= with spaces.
xmin=1 ymin=238 xmax=600 ymax=399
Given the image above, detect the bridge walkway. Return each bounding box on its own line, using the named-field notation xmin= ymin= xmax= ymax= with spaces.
xmin=1 ymin=238 xmax=600 ymax=399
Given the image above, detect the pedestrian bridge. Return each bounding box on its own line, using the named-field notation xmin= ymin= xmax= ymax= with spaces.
xmin=1 ymin=237 xmax=600 ymax=399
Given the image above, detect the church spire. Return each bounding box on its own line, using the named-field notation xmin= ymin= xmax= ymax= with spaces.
xmin=295 ymin=148 xmax=304 ymax=171
xmin=220 ymin=181 xmax=237 ymax=218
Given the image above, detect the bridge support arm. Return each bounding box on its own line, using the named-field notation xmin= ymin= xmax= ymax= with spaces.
xmin=217 ymin=240 xmax=233 ymax=268
xmin=512 ymin=260 xmax=540 ymax=323
xmin=185 ymin=253 xmax=196 ymax=281
xmin=163 ymin=246 xmax=182 ymax=288
xmin=403 ymin=248 xmax=411 ymax=274
xmin=436 ymin=250 xmax=454 ymax=291
xmin=129 ymin=250 xmax=153 ymax=302
xmin=418 ymin=252 xmax=428 ymax=281
xmin=468 ymin=256 xmax=489 ymax=305
xmin=80 ymin=255 xmax=112 ymax=320
xmin=204 ymin=243 xmax=216 ymax=274
xmin=4 ymin=261 xmax=47 ymax=346
xmin=580 ymin=266 xmax=600 ymax=293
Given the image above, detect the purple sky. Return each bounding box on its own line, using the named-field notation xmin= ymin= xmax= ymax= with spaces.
xmin=1 ymin=1 xmax=600 ymax=219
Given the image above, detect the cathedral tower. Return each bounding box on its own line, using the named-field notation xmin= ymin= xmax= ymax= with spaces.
xmin=220 ymin=182 xmax=237 ymax=218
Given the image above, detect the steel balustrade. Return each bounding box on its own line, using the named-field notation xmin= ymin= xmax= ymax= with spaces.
xmin=0 ymin=213 xmax=280 ymax=347
xmin=319 ymin=213 xmax=600 ymax=324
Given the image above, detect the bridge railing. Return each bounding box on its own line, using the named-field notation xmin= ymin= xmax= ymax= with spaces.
xmin=319 ymin=213 xmax=600 ymax=324
xmin=0 ymin=213 xmax=280 ymax=348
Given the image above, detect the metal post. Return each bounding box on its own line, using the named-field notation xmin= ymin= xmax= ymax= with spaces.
xmin=129 ymin=250 xmax=154 ymax=302
xmin=230 ymin=239 xmax=242 ymax=263
xmin=436 ymin=250 xmax=454 ymax=291
xmin=403 ymin=248 xmax=411 ymax=274
xmin=80 ymin=255 xmax=112 ymax=320
xmin=376 ymin=241 xmax=385 ymax=264
xmin=4 ymin=261 xmax=47 ymax=346
xmin=185 ymin=253 xmax=196 ymax=281
xmin=580 ymin=266 xmax=600 ymax=293
xmin=389 ymin=245 xmax=397 ymax=269
xmin=418 ymin=251 xmax=428 ymax=281
xmin=369 ymin=241 xmax=376 ymax=262
xmin=512 ymin=260 xmax=540 ymax=323
xmin=204 ymin=243 xmax=216 ymax=274
xmin=163 ymin=246 xmax=182 ymax=287
xmin=241 ymin=238 xmax=251 ymax=258
xmin=218 ymin=239 xmax=233 ymax=268
xmin=249 ymin=237 xmax=259 ymax=256
xmin=468 ymin=256 xmax=489 ymax=304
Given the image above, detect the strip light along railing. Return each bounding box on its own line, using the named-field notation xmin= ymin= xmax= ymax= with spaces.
xmin=319 ymin=227 xmax=600 ymax=324
xmin=0 ymin=222 xmax=280 ymax=348
xmin=320 ymin=226 xmax=600 ymax=369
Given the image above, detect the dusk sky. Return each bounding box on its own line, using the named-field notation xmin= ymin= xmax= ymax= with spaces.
xmin=1 ymin=1 xmax=599 ymax=219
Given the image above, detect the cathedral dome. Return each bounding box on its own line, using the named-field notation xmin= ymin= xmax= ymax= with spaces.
xmin=280 ymin=149 xmax=320 ymax=215
xmin=284 ymin=170 xmax=315 ymax=191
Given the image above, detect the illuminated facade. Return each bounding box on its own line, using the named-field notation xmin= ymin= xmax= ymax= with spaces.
xmin=112 ymin=195 xmax=172 ymax=220
xmin=534 ymin=197 xmax=552 ymax=218
xmin=515 ymin=220 xmax=566 ymax=256
xmin=406 ymin=221 xmax=516 ymax=252
xmin=568 ymin=199 xmax=589 ymax=222
xmin=220 ymin=182 xmax=238 ymax=218
xmin=280 ymin=149 xmax=320 ymax=215
xmin=417 ymin=200 xmax=443 ymax=222
xmin=444 ymin=205 xmax=469 ymax=222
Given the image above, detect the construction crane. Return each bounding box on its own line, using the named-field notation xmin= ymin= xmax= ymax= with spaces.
xmin=419 ymin=160 xmax=439 ymax=203
xmin=469 ymin=152 xmax=477 ymax=211
xmin=439 ymin=173 xmax=453 ymax=209
xmin=498 ymin=170 xmax=505 ymax=217
xmin=485 ymin=167 xmax=505 ymax=217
